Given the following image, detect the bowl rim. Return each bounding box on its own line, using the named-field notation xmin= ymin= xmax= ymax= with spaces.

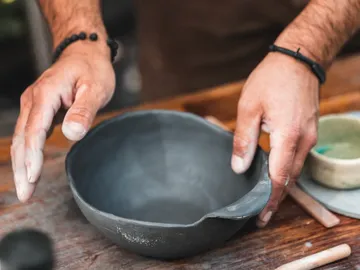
xmin=65 ymin=109 xmax=271 ymax=228
xmin=310 ymin=113 xmax=360 ymax=165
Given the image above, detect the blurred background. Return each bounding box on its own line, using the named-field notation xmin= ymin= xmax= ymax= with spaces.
xmin=1 ymin=0 xmax=360 ymax=138
xmin=0 ymin=0 xmax=139 ymax=137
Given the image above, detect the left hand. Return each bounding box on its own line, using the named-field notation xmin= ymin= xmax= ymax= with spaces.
xmin=231 ymin=51 xmax=320 ymax=227
xmin=10 ymin=43 xmax=115 ymax=202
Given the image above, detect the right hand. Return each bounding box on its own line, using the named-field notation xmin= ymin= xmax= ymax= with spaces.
xmin=11 ymin=42 xmax=116 ymax=202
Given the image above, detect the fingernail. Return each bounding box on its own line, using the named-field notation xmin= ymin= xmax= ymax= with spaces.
xmin=62 ymin=122 xmax=86 ymax=141
xmin=17 ymin=187 xmax=27 ymax=202
xmin=15 ymin=181 xmax=29 ymax=203
xmin=262 ymin=211 xmax=273 ymax=223
xmin=231 ymin=155 xmax=245 ymax=174
xmin=26 ymin=150 xmax=43 ymax=184
xmin=257 ymin=211 xmax=273 ymax=228
xmin=28 ymin=171 xmax=36 ymax=183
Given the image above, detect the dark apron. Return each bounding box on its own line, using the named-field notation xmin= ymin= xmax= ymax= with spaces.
xmin=134 ymin=0 xmax=358 ymax=101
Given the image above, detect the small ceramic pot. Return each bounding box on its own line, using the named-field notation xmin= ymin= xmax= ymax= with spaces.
xmin=308 ymin=114 xmax=360 ymax=189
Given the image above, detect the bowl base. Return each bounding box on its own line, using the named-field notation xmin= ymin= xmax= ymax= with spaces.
xmin=125 ymin=198 xmax=207 ymax=224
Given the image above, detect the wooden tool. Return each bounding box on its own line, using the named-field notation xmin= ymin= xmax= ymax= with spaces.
xmin=288 ymin=185 xmax=340 ymax=228
xmin=275 ymin=244 xmax=351 ymax=270
xmin=204 ymin=115 xmax=340 ymax=228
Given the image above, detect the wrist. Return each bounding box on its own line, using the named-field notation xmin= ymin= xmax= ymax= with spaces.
xmin=274 ymin=20 xmax=336 ymax=70
xmin=52 ymin=23 xmax=107 ymax=47
xmin=53 ymin=30 xmax=112 ymax=62
xmin=274 ymin=37 xmax=325 ymax=67
xmin=60 ymin=40 xmax=111 ymax=60
xmin=267 ymin=52 xmax=320 ymax=84
xmin=268 ymin=44 xmax=326 ymax=85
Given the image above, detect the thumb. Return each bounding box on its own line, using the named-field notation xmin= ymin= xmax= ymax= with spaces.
xmin=232 ymin=103 xmax=261 ymax=174
xmin=62 ymin=84 xmax=104 ymax=141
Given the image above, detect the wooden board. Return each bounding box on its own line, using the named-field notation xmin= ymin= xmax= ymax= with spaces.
xmin=0 ymin=150 xmax=359 ymax=269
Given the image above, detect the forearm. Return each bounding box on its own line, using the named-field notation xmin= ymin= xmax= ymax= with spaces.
xmin=275 ymin=0 xmax=360 ymax=69
xmin=38 ymin=0 xmax=108 ymax=53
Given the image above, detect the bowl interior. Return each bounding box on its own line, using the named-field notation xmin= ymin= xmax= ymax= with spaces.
xmin=314 ymin=115 xmax=360 ymax=160
xmin=67 ymin=111 xmax=263 ymax=225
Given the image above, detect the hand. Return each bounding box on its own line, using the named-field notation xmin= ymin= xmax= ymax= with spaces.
xmin=231 ymin=52 xmax=319 ymax=227
xmin=11 ymin=43 xmax=115 ymax=202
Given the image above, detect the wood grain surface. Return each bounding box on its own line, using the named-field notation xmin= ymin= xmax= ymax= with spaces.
xmin=1 ymin=54 xmax=360 ymax=269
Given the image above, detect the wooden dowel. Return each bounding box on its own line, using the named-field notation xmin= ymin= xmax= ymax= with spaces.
xmin=204 ymin=115 xmax=340 ymax=228
xmin=275 ymin=244 xmax=351 ymax=270
xmin=288 ymin=185 xmax=340 ymax=228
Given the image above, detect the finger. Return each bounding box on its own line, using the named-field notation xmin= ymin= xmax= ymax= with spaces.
xmin=47 ymin=108 xmax=67 ymax=139
xmin=232 ymin=100 xmax=262 ymax=174
xmin=257 ymin=128 xmax=299 ymax=228
xmin=62 ymin=84 xmax=104 ymax=141
xmin=11 ymin=92 xmax=36 ymax=202
xmin=291 ymin=125 xmax=318 ymax=181
xmin=24 ymin=88 xmax=61 ymax=184
xmin=277 ymin=125 xmax=317 ymax=206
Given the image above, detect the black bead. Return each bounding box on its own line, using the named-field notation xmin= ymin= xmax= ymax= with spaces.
xmin=70 ymin=34 xmax=79 ymax=42
xmin=64 ymin=38 xmax=71 ymax=46
xmin=79 ymin=32 xmax=86 ymax=40
xmin=106 ymin=38 xmax=118 ymax=62
xmin=59 ymin=43 xmax=66 ymax=50
xmin=107 ymin=39 xmax=115 ymax=46
xmin=89 ymin=33 xmax=98 ymax=41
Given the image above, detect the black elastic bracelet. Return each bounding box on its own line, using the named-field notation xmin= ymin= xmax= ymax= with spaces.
xmin=269 ymin=44 xmax=326 ymax=84
xmin=52 ymin=31 xmax=118 ymax=63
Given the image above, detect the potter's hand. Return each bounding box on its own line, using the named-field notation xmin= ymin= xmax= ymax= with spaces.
xmin=231 ymin=52 xmax=319 ymax=227
xmin=11 ymin=43 xmax=115 ymax=202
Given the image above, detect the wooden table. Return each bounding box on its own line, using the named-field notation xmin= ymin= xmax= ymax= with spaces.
xmin=1 ymin=55 xmax=360 ymax=269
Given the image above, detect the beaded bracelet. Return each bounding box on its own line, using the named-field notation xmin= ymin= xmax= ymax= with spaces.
xmin=52 ymin=31 xmax=118 ymax=63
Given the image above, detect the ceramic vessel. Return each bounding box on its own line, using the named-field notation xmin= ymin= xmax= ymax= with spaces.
xmin=308 ymin=114 xmax=360 ymax=190
xmin=66 ymin=110 xmax=271 ymax=259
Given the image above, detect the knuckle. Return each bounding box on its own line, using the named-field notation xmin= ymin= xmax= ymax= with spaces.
xmin=71 ymin=106 xmax=92 ymax=120
xmin=271 ymin=170 xmax=288 ymax=186
xmin=20 ymin=91 xmax=31 ymax=109
xmin=78 ymin=80 xmax=110 ymax=104
xmin=292 ymin=170 xmax=302 ymax=181
xmin=237 ymin=99 xmax=257 ymax=116
xmin=266 ymin=194 xmax=282 ymax=212
xmin=24 ymin=121 xmax=32 ymax=133
xmin=32 ymin=84 xmax=49 ymax=102
xmin=305 ymin=130 xmax=318 ymax=147
xmin=277 ymin=127 xmax=300 ymax=153
xmin=282 ymin=137 xmax=298 ymax=154
xmin=77 ymin=79 xmax=97 ymax=91
xmin=286 ymin=124 xmax=302 ymax=141
xmin=267 ymin=201 xmax=280 ymax=212
xmin=233 ymin=134 xmax=252 ymax=155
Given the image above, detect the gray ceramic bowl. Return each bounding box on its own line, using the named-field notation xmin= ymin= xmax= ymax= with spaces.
xmin=65 ymin=110 xmax=271 ymax=259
